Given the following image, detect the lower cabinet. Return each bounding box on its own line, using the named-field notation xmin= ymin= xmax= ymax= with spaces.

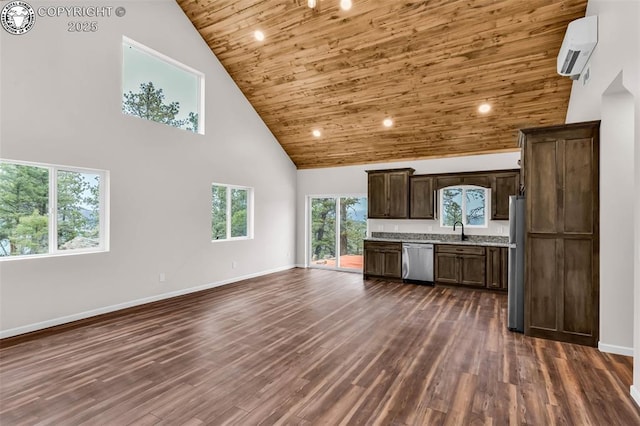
xmin=485 ymin=247 xmax=508 ymax=290
xmin=434 ymin=245 xmax=486 ymax=287
xmin=365 ymin=241 xmax=508 ymax=290
xmin=363 ymin=241 xmax=402 ymax=279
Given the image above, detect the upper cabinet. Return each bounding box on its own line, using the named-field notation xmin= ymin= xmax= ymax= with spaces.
xmin=434 ymin=173 xmax=491 ymax=190
xmin=491 ymin=171 xmax=520 ymax=220
xmin=366 ymin=168 xmax=414 ymax=219
xmin=367 ymin=168 xmax=520 ymax=221
xmin=409 ymin=175 xmax=435 ymax=219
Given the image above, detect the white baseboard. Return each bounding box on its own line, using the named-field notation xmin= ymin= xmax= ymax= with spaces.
xmin=598 ymin=341 xmax=634 ymax=356
xmin=631 ymin=385 xmax=640 ymax=408
xmin=0 ymin=264 xmax=296 ymax=340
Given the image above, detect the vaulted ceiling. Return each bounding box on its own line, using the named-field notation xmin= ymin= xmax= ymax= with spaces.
xmin=177 ymin=0 xmax=588 ymax=169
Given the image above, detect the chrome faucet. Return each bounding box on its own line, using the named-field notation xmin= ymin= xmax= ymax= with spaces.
xmin=453 ymin=221 xmax=468 ymax=241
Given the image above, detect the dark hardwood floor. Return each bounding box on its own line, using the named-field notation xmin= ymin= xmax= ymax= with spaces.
xmin=1 ymin=268 xmax=638 ymax=425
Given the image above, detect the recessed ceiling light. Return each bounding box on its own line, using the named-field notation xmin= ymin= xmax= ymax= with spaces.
xmin=478 ymin=103 xmax=491 ymax=114
xmin=383 ymin=118 xmax=394 ymax=128
xmin=254 ymin=30 xmax=265 ymax=42
xmin=308 ymin=0 xmax=317 ymax=7
xmin=312 ymin=129 xmax=322 ymax=137
xmin=340 ymin=0 xmax=352 ymax=11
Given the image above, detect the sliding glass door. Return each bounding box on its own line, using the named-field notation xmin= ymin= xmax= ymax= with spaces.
xmin=309 ymin=196 xmax=367 ymax=271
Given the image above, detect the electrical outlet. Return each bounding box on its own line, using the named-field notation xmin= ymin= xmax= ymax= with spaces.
xmin=393 ymin=225 xmax=399 ymax=231
xmin=427 ymin=225 xmax=433 ymax=232
xmin=159 ymin=273 xmax=166 ymax=282
xmin=232 ymin=261 xmax=238 ymax=269
xmin=377 ymin=225 xmax=383 ymax=231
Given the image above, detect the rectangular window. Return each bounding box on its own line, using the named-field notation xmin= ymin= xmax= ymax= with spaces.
xmin=440 ymin=186 xmax=488 ymax=228
xmin=211 ymin=184 xmax=253 ymax=241
xmin=122 ymin=37 xmax=204 ymax=134
xmin=0 ymin=160 xmax=109 ymax=259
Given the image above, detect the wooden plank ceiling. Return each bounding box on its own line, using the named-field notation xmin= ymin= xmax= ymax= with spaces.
xmin=178 ymin=0 xmax=588 ymax=169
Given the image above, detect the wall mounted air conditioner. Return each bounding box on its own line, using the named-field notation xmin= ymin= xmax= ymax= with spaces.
xmin=557 ymin=15 xmax=598 ymax=80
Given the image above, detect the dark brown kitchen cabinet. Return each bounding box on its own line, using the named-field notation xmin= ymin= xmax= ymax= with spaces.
xmin=462 ymin=174 xmax=491 ymax=188
xmin=369 ymin=168 xmax=520 ymax=221
xmin=486 ymin=247 xmax=508 ymax=290
xmin=520 ymin=121 xmax=599 ymax=347
xmin=434 ymin=176 xmax=461 ymax=190
xmin=491 ymin=171 xmax=520 ymax=220
xmin=434 ymin=173 xmax=491 ymax=190
xmin=366 ymin=169 xmax=414 ymax=219
xmin=363 ymin=241 xmax=402 ymax=279
xmin=409 ymin=175 xmax=436 ymax=219
xmin=434 ymin=253 xmax=458 ymax=284
xmin=434 ymin=245 xmax=486 ymax=287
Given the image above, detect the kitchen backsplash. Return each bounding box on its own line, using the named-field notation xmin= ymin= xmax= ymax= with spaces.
xmin=368 ymin=218 xmax=510 ymax=236
xmin=371 ymin=232 xmax=509 ymax=244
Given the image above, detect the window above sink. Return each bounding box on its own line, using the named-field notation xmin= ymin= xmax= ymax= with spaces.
xmin=440 ymin=185 xmax=489 ymax=228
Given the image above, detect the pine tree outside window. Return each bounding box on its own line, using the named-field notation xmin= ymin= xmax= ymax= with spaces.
xmin=122 ymin=37 xmax=204 ymax=134
xmin=211 ymin=184 xmax=253 ymax=241
xmin=0 ymin=160 xmax=109 ymax=259
xmin=440 ymin=186 xmax=488 ymax=228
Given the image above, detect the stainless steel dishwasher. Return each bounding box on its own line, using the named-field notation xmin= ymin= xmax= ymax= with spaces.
xmin=401 ymin=243 xmax=434 ymax=285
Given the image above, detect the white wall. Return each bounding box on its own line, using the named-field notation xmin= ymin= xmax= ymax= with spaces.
xmin=0 ymin=1 xmax=297 ymax=337
xmin=296 ymin=152 xmax=520 ymax=265
xmin=563 ymin=0 xmax=640 ymax=398
xmin=601 ymin=79 xmax=635 ymax=353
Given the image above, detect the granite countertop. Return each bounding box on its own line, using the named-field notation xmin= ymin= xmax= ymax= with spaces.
xmin=365 ymin=232 xmax=510 ymax=247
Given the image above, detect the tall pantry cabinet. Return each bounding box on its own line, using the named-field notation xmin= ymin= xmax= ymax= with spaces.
xmin=520 ymin=121 xmax=600 ymax=347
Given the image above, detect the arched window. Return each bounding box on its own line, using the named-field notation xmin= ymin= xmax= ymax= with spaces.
xmin=439 ymin=185 xmax=488 ymax=228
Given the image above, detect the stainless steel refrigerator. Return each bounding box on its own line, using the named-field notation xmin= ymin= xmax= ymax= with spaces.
xmin=508 ymin=195 xmax=525 ymax=332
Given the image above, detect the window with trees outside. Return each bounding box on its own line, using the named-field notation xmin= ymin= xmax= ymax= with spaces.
xmin=0 ymin=160 xmax=108 ymax=259
xmin=211 ymin=184 xmax=253 ymax=241
xmin=440 ymin=186 xmax=488 ymax=227
xmin=122 ymin=37 xmax=204 ymax=134
xmin=309 ymin=196 xmax=367 ymax=270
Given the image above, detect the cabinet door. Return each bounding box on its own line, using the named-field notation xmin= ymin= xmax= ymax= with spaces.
xmin=562 ymin=238 xmax=597 ymax=338
xmin=435 ymin=253 xmax=458 ymax=284
xmin=563 ymin=138 xmax=596 ymax=234
xmin=387 ymin=172 xmax=409 ymax=218
xmin=367 ymin=173 xmax=387 ymax=218
xmin=460 ymin=255 xmax=486 ymax=287
xmin=527 ymin=236 xmax=558 ymax=331
xmin=491 ymin=172 xmax=520 ymax=220
xmin=463 ymin=174 xmax=490 ymax=188
xmin=382 ymin=250 xmax=402 ymax=278
xmin=485 ymin=247 xmax=502 ymax=289
xmin=364 ymin=249 xmax=383 ymax=277
xmin=485 ymin=247 xmax=508 ymax=290
xmin=435 ymin=176 xmax=460 ymax=190
xmin=527 ymin=140 xmax=559 ymax=234
xmin=409 ymin=176 xmax=435 ymax=219
xmin=500 ymin=247 xmax=508 ymax=291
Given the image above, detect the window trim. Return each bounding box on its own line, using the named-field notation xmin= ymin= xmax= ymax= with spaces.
xmin=122 ymin=36 xmax=205 ymax=135
xmin=439 ymin=185 xmax=489 ymax=228
xmin=211 ymin=183 xmax=254 ymax=242
xmin=0 ymin=159 xmax=110 ymax=261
